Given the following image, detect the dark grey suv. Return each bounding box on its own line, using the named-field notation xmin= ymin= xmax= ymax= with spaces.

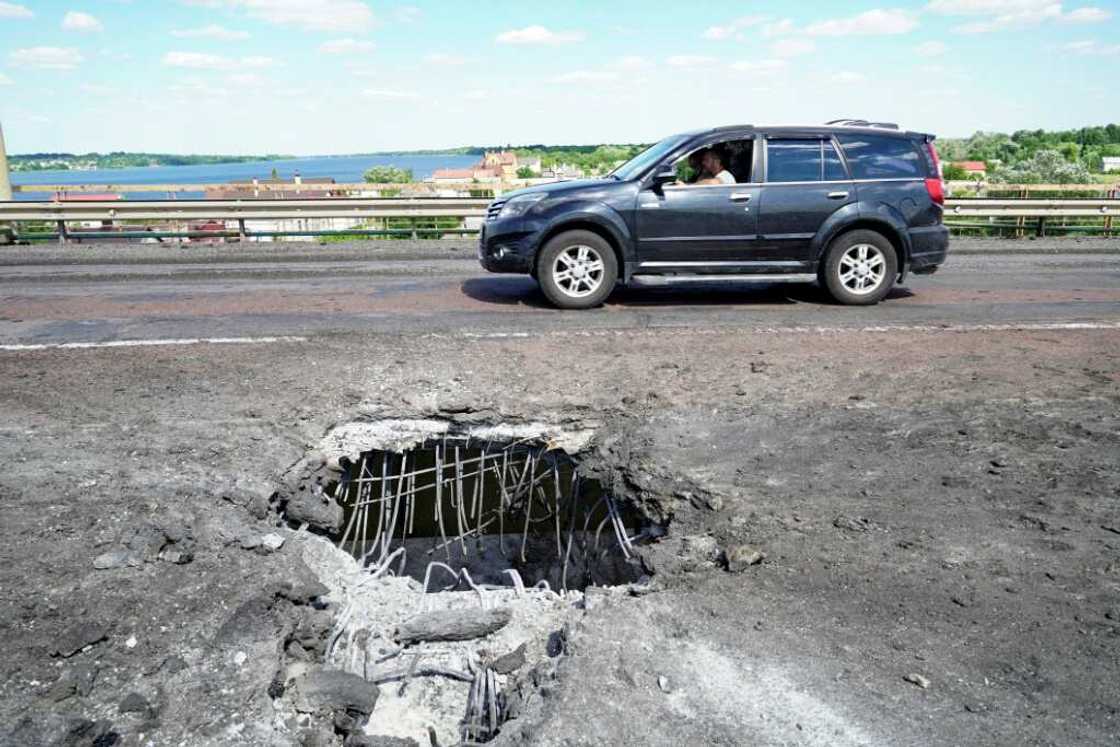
xmin=478 ymin=120 xmax=949 ymax=309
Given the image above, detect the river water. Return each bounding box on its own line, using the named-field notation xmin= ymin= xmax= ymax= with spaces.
xmin=11 ymin=154 xmax=480 ymax=200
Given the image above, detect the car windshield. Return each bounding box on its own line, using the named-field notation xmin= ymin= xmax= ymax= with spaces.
xmin=608 ymin=135 xmax=690 ymax=181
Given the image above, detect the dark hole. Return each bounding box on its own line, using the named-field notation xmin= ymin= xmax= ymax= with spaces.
xmin=331 ymin=438 xmax=643 ymax=591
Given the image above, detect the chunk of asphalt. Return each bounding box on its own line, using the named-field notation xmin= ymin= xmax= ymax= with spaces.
xmin=119 ymin=691 xmax=153 ymax=717
xmin=92 ymin=549 xmax=135 ymax=570
xmin=723 ymin=545 xmax=766 ymax=573
xmin=51 ymin=622 xmax=108 ymax=658
xmin=489 ymin=642 xmax=527 ymax=675
xmin=394 ymin=607 xmax=512 ymax=645
xmin=344 ymin=735 xmax=421 ymax=747
xmin=291 ymin=667 xmax=380 ymax=718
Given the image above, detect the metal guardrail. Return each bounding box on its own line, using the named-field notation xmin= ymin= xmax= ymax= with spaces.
xmin=0 ymin=197 xmax=1116 ymax=242
xmin=944 ymin=199 xmax=1120 ymax=217
xmin=0 ymin=198 xmax=492 ymax=221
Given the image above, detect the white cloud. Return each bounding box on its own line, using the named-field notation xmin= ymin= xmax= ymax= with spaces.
xmin=62 ymin=11 xmax=103 ymax=32
xmin=1061 ymin=6 xmax=1112 ymax=22
xmin=162 ymin=52 xmax=275 ymax=70
xmin=392 ymin=5 xmax=420 ymax=22
xmin=182 ymin=0 xmax=375 ymax=32
xmin=228 ymin=72 xmax=264 ymax=86
xmin=927 ymin=0 xmax=1052 ymax=13
xmin=763 ymin=19 xmax=796 ymax=37
xmin=928 ymin=1 xmax=1110 ymax=32
xmin=425 ymin=53 xmax=466 ymax=65
xmin=666 ymin=54 xmax=718 ymax=68
xmin=831 ymin=71 xmax=867 ymax=84
xmin=729 ymin=59 xmax=788 ymax=74
xmin=703 ymin=15 xmax=768 ymax=40
xmin=363 ymin=88 xmax=419 ymax=99
xmin=80 ymin=83 xmax=118 ymax=95
xmin=614 ymin=55 xmax=653 ymax=70
xmin=0 ymin=72 xmax=12 ymax=85
xmin=804 ymin=9 xmax=918 ymax=36
xmin=460 ymin=89 xmax=489 ymax=101
xmin=170 ymin=78 xmax=231 ymax=98
xmin=171 ymin=24 xmax=250 ymax=40
xmin=9 ymin=47 xmax=84 ymax=70
xmin=0 ymin=2 xmax=32 ymax=19
xmin=916 ymin=40 xmax=949 ymax=55
xmin=319 ymin=38 xmax=374 ymax=54
xmin=495 ymin=26 xmax=586 ymax=45
xmin=163 ymin=51 xmax=229 ymax=69
xmin=1064 ymin=39 xmax=1120 ymax=54
xmin=771 ymin=38 xmax=815 ymax=57
xmin=552 ymin=70 xmax=619 ymax=84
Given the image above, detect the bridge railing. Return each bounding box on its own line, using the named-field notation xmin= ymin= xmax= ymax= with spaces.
xmin=0 ymin=196 xmax=1117 ymax=243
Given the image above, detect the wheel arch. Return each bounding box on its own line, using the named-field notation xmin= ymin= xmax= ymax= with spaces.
xmin=534 ymin=218 xmax=627 ymax=278
xmin=815 ymin=217 xmax=911 ymax=276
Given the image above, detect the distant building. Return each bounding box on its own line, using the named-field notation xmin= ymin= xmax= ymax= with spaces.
xmin=541 ymin=163 xmax=584 ymax=180
xmin=204 ymin=175 xmax=343 ymax=200
xmin=1103 ymin=156 xmax=1120 ymax=173
xmin=430 ymin=150 xmax=544 ymax=184
xmin=951 ymin=161 xmax=987 ymax=178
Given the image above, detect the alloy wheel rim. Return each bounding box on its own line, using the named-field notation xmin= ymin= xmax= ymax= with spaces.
xmin=553 ymin=245 xmax=605 ymax=298
xmin=839 ymin=244 xmax=886 ymax=295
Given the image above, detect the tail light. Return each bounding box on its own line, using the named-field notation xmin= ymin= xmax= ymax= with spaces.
xmin=924 ymin=140 xmax=944 ymax=206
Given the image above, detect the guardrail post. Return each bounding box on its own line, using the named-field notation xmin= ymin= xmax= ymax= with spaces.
xmin=57 ymin=220 xmax=68 ymax=244
xmin=1036 ymin=216 xmax=1046 ymax=238
xmin=238 ymin=219 xmax=247 ymax=241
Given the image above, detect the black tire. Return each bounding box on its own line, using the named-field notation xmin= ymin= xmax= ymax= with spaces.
xmin=536 ymin=230 xmax=618 ymax=310
xmin=821 ymin=229 xmax=898 ymax=305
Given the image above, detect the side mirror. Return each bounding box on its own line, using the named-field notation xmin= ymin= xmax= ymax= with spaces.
xmin=651 ymin=165 xmax=677 ymax=189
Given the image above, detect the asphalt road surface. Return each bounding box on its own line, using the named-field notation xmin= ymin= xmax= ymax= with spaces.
xmin=1 ymin=238 xmax=1118 ymax=347
xmin=3 ymin=237 xmax=1119 ymax=745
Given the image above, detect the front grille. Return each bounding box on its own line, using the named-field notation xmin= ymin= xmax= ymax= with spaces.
xmin=486 ymin=200 xmax=506 ymax=221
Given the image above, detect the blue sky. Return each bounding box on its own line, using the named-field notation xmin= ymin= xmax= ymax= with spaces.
xmin=0 ymin=0 xmax=1117 ymax=154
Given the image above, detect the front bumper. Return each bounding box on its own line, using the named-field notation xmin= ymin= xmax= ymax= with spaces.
xmin=908 ymin=224 xmax=950 ymax=271
xmin=477 ymin=218 xmax=540 ymax=274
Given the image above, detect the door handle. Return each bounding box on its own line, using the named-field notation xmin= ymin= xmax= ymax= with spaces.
xmin=729 ymin=192 xmax=752 ymax=202
xmin=827 ymin=191 xmax=849 ymax=199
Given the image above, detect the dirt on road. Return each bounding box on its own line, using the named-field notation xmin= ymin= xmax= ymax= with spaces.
xmin=1 ymin=314 xmax=1118 ymax=746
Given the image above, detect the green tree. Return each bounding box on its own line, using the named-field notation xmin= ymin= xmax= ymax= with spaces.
xmin=991 ymin=150 xmax=1090 ymax=184
xmin=363 ymin=165 xmax=413 ymax=183
xmin=516 ymin=166 xmax=534 ymax=179
xmin=941 ymin=163 xmax=969 ymax=181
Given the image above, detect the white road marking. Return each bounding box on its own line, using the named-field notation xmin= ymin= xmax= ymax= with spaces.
xmin=2 ymin=321 xmax=1117 ymax=353
xmin=441 ymin=320 xmax=1120 ymax=341
xmin=0 ymin=336 xmax=307 ymax=352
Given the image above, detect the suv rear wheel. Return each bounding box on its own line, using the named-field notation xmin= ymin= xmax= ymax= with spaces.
xmin=536 ymin=230 xmax=618 ymax=309
xmin=822 ymin=229 xmax=898 ymax=305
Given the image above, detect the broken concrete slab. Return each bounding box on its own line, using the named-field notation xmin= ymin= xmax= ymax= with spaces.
xmin=290 ymin=667 xmax=380 ymax=718
xmin=394 ymin=607 xmax=512 ymax=645
xmin=51 ymin=623 xmax=108 ymax=658
xmin=723 ymin=545 xmax=766 ymax=573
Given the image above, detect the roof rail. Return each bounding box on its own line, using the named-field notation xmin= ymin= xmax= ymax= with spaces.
xmin=825 ymin=119 xmax=900 ymax=130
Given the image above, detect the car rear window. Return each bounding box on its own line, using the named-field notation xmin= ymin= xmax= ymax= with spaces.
xmin=837 ymin=134 xmax=924 ymax=179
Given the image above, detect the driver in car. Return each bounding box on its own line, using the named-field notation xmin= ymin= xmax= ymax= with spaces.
xmin=695 ymin=148 xmax=736 ymax=185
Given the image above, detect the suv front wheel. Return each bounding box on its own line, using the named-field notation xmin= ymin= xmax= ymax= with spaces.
xmin=821 ymin=229 xmax=898 ymax=305
xmin=536 ymin=230 xmax=618 ymax=309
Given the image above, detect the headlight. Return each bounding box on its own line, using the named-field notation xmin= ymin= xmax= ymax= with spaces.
xmin=498 ymin=192 xmax=546 ymax=219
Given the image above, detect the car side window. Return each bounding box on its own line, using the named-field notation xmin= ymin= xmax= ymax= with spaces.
xmin=766 ymin=140 xmax=820 ymax=183
xmin=670 ymin=138 xmax=753 ymax=185
xmin=824 ymin=141 xmax=849 ymax=181
xmin=836 ymin=134 xmax=923 ymax=179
